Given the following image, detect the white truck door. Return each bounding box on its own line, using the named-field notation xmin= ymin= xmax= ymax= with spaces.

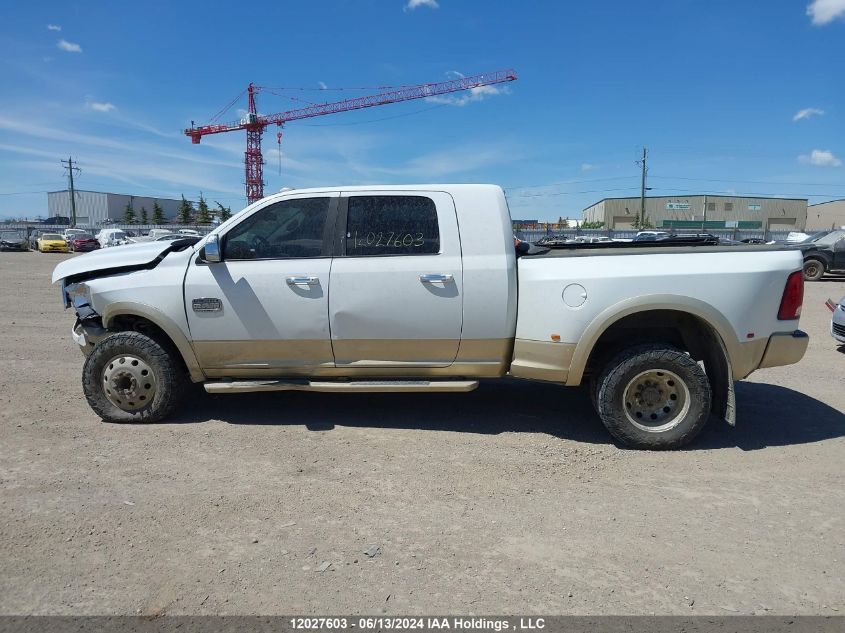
xmin=328 ymin=191 xmax=463 ymax=367
xmin=184 ymin=193 xmax=339 ymax=376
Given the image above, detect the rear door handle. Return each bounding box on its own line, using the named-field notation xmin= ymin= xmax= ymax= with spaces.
xmin=286 ymin=276 xmax=319 ymax=286
xmin=419 ymin=273 xmax=454 ymax=283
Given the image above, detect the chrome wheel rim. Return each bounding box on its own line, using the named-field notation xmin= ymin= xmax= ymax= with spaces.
xmin=623 ymin=369 xmax=690 ymax=433
xmin=102 ymin=354 xmax=156 ymax=411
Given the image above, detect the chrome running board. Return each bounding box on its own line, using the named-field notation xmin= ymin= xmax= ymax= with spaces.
xmin=204 ymin=379 xmax=479 ymax=394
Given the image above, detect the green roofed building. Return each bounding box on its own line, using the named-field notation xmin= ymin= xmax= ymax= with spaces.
xmin=582 ymin=195 xmax=807 ymax=231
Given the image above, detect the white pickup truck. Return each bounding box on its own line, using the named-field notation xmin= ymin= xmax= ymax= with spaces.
xmin=52 ymin=185 xmax=809 ymax=449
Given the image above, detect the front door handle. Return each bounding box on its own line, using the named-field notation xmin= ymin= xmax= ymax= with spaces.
xmin=419 ymin=273 xmax=454 ymax=283
xmin=286 ymin=276 xmax=319 ymax=286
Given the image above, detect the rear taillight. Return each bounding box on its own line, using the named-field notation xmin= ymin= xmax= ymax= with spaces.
xmin=778 ymin=271 xmax=804 ymax=320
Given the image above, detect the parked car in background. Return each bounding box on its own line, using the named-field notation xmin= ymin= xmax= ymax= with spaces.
xmin=568 ymin=236 xmax=614 ymax=244
xmin=178 ymin=229 xmax=202 ymax=237
xmin=0 ymin=229 xmax=28 ymax=251
xmin=37 ymin=233 xmax=70 ymax=253
xmin=794 ymin=229 xmax=845 ymax=281
xmin=28 ymin=230 xmax=44 ymax=250
xmin=828 ymin=296 xmax=845 ymax=345
xmin=785 ymin=231 xmax=811 ymax=244
xmin=63 ymin=228 xmax=89 ymax=242
xmin=68 ymin=233 xmax=100 ymax=252
xmin=96 ymin=229 xmax=128 ymax=248
xmin=147 ymin=229 xmax=175 ymax=240
xmin=633 ymin=231 xmax=670 ymax=242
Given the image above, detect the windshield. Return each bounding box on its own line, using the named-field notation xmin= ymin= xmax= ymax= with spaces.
xmin=802 ymin=230 xmax=844 ymax=245
xmin=42 ymin=234 xmax=63 ymax=240
xmin=0 ymin=231 xmax=24 ymax=239
xmin=74 ymin=234 xmax=94 ymax=240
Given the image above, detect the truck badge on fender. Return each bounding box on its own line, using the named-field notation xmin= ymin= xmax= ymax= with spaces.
xmin=192 ymin=298 xmax=222 ymax=313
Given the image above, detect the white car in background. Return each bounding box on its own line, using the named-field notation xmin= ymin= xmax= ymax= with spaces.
xmin=96 ymin=229 xmax=128 ymax=248
xmin=147 ymin=229 xmax=176 ymax=240
xmin=62 ymin=228 xmax=89 ymax=242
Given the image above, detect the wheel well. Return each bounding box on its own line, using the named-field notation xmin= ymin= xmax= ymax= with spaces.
xmin=803 ymin=255 xmax=828 ymax=270
xmin=108 ymin=315 xmax=186 ymax=368
xmin=584 ymin=309 xmax=718 ymax=379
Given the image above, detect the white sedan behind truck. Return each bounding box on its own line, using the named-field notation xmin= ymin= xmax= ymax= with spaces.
xmin=52 ymin=184 xmax=808 ymax=449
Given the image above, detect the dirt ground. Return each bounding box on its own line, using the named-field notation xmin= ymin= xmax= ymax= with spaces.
xmin=1 ymin=251 xmax=843 ymax=616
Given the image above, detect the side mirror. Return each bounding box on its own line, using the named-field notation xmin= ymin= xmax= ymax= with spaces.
xmin=201 ymin=234 xmax=222 ymax=263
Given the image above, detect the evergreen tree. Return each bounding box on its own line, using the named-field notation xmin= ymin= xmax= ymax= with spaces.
xmin=152 ymin=201 xmax=165 ymax=225
xmin=196 ymin=193 xmax=211 ymax=224
xmin=177 ymin=195 xmax=193 ymax=225
xmin=123 ymin=201 xmax=136 ymax=224
xmin=216 ymin=201 xmax=232 ymax=222
xmin=140 ymin=206 xmax=148 ymax=224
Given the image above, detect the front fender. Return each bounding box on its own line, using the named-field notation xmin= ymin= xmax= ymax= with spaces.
xmin=102 ymin=301 xmax=206 ymax=383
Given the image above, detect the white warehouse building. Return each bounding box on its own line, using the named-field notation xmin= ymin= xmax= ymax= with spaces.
xmin=47 ymin=190 xmax=190 ymax=227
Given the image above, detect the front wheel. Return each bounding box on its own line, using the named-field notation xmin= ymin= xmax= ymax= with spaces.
xmin=802 ymin=258 xmax=825 ymax=282
xmin=595 ymin=344 xmax=711 ymax=449
xmin=82 ymin=331 xmax=186 ymax=423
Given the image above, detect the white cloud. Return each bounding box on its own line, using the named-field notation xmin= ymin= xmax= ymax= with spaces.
xmin=317 ymin=81 xmax=328 ymax=90
xmin=404 ymin=0 xmax=438 ymax=10
xmin=46 ymin=24 xmax=61 ymax=31
xmin=88 ymin=101 xmax=116 ymax=113
xmin=793 ymin=107 xmax=825 ymax=121
xmin=807 ymin=0 xmax=845 ymax=25
xmin=581 ymin=163 xmax=597 ymax=171
xmin=426 ymin=83 xmax=508 ymax=107
xmin=57 ymin=39 xmax=82 ymax=53
xmin=798 ymin=149 xmax=842 ymax=167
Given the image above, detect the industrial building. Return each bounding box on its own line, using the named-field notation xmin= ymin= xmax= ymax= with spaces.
xmin=582 ymin=195 xmax=808 ymax=231
xmin=807 ymin=199 xmax=845 ymax=230
xmin=47 ymin=190 xmax=189 ymax=227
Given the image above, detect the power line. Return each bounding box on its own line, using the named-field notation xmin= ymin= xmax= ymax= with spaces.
xmin=513 ymin=186 xmax=642 ymax=198
xmin=651 ymin=175 xmax=845 ymax=187
xmin=504 ymin=175 xmax=639 ymax=191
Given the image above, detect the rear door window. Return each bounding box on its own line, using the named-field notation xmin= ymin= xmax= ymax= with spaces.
xmin=344 ymin=195 xmax=440 ymax=256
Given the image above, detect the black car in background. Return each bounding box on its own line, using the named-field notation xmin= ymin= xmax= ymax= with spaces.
xmin=795 ymin=229 xmax=845 ymax=281
xmin=0 ymin=230 xmax=28 ymax=251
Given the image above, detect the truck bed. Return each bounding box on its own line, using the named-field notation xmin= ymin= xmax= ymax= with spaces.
xmin=524 ymin=243 xmax=791 ymax=258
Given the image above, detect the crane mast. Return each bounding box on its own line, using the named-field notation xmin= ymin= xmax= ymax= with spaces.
xmin=185 ymin=69 xmax=517 ymax=203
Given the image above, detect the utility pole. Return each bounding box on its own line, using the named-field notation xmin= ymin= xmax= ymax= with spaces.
xmin=636 ymin=147 xmax=648 ymax=227
xmin=61 ymin=157 xmax=81 ymax=227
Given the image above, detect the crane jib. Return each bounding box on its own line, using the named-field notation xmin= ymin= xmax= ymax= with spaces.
xmin=184 ymin=68 xmax=517 ymax=202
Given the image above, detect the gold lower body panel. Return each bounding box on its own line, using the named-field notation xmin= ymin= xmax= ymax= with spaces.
xmin=194 ymin=338 xmax=512 ymax=379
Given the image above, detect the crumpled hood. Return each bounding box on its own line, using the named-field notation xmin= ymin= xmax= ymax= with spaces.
xmin=51 ymin=240 xmax=196 ymax=284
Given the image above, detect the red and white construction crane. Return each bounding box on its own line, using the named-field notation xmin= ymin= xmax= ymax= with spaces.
xmin=185 ymin=69 xmax=517 ymax=203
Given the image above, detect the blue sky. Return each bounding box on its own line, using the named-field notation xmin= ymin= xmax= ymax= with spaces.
xmin=1 ymin=0 xmax=843 ymax=221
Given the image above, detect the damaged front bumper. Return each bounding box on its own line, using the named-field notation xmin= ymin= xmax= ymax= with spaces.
xmin=71 ymin=319 xmax=108 ymax=355
xmin=64 ymin=282 xmax=108 ymax=355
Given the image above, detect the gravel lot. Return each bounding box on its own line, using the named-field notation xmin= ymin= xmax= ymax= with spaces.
xmin=1 ymin=251 xmax=843 ymax=616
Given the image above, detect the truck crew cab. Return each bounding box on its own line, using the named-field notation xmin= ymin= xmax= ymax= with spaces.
xmin=53 ymin=185 xmax=809 ymax=449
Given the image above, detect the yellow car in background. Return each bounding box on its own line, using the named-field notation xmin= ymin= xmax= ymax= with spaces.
xmin=36 ymin=233 xmax=70 ymax=253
